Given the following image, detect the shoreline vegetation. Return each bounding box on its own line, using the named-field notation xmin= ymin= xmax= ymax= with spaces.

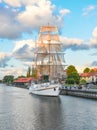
xmin=1 ymin=65 xmax=97 ymax=90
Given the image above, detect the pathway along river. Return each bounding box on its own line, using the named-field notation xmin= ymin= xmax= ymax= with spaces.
xmin=0 ymin=84 xmax=97 ymax=130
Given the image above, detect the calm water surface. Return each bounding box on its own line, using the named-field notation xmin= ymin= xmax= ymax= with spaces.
xmin=0 ymin=84 xmax=97 ymax=130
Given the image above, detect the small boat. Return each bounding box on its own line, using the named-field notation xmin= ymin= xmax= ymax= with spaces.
xmin=29 ymin=24 xmax=66 ymax=96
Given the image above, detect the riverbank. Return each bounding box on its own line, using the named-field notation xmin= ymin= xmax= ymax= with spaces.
xmin=60 ymin=88 xmax=97 ymax=99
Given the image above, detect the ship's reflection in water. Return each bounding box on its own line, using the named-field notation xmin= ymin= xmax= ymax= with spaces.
xmin=31 ymin=95 xmax=64 ymax=130
xmin=0 ymin=85 xmax=97 ymax=130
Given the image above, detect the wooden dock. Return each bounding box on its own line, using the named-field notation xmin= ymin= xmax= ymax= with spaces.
xmin=60 ymin=88 xmax=97 ymax=99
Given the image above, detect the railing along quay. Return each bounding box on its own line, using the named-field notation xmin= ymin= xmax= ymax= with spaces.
xmin=60 ymin=88 xmax=97 ymax=99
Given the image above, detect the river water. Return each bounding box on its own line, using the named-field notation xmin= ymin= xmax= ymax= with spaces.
xmin=0 ymin=84 xmax=97 ymax=130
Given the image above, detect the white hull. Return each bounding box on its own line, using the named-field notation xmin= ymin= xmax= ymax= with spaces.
xmin=29 ymin=83 xmax=61 ymax=97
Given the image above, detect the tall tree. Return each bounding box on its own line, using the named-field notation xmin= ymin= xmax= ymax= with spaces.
xmin=27 ymin=66 xmax=31 ymax=77
xmin=66 ymin=65 xmax=80 ymax=84
xmin=83 ymin=67 xmax=90 ymax=73
xmin=66 ymin=77 xmax=75 ymax=85
xmin=31 ymin=67 xmax=36 ymax=78
xmin=66 ymin=65 xmax=78 ymax=76
xmin=66 ymin=72 xmax=80 ymax=84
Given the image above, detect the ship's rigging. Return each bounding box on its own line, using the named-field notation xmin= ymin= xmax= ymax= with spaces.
xmin=32 ymin=24 xmax=66 ymax=81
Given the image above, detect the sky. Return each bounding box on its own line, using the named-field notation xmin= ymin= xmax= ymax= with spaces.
xmin=0 ymin=0 xmax=97 ymax=79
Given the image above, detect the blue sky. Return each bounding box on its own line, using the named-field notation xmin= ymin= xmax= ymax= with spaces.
xmin=0 ymin=0 xmax=97 ymax=79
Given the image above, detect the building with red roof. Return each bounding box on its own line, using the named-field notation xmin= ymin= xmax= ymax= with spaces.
xmin=93 ymin=68 xmax=97 ymax=72
xmin=14 ymin=77 xmax=34 ymax=88
xmin=80 ymin=69 xmax=97 ymax=83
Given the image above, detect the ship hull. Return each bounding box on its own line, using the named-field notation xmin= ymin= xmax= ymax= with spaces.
xmin=29 ymin=84 xmax=60 ymax=97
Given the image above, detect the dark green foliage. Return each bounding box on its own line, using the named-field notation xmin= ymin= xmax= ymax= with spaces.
xmin=0 ymin=80 xmax=2 ymax=83
xmin=66 ymin=72 xmax=80 ymax=84
xmin=66 ymin=77 xmax=75 ymax=84
xmin=66 ymin=65 xmax=80 ymax=84
xmin=66 ymin=65 xmax=77 ymax=76
xmin=31 ymin=67 xmax=37 ymax=78
xmin=26 ymin=66 xmax=37 ymax=78
xmin=42 ymin=75 xmax=49 ymax=82
xmin=83 ymin=67 xmax=90 ymax=73
xmin=18 ymin=75 xmax=26 ymax=78
xmin=90 ymin=69 xmax=95 ymax=73
xmin=80 ymin=79 xmax=86 ymax=85
xmin=3 ymin=75 xmax=14 ymax=84
xmin=27 ymin=66 xmax=31 ymax=77
xmin=14 ymin=75 xmax=26 ymax=81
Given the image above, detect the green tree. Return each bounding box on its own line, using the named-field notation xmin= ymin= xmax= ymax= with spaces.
xmin=14 ymin=75 xmax=26 ymax=81
xmin=90 ymin=69 xmax=95 ymax=73
xmin=66 ymin=65 xmax=78 ymax=76
xmin=66 ymin=77 xmax=75 ymax=84
xmin=66 ymin=72 xmax=80 ymax=84
xmin=80 ymin=79 xmax=86 ymax=85
xmin=31 ymin=67 xmax=36 ymax=78
xmin=27 ymin=66 xmax=31 ymax=77
xmin=83 ymin=67 xmax=90 ymax=73
xmin=0 ymin=80 xmax=2 ymax=83
xmin=3 ymin=75 xmax=14 ymax=84
xmin=18 ymin=75 xmax=26 ymax=78
xmin=66 ymin=65 xmax=80 ymax=85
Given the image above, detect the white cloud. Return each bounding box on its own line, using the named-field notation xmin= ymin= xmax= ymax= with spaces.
xmin=23 ymin=61 xmax=34 ymax=67
xmin=90 ymin=27 xmax=97 ymax=47
xmin=60 ymin=9 xmax=70 ymax=16
xmin=61 ymin=37 xmax=84 ymax=45
xmin=3 ymin=0 xmax=21 ymax=7
xmin=0 ymin=67 xmax=26 ymax=79
xmin=92 ymin=27 xmax=97 ymax=38
xmin=13 ymin=40 xmax=36 ymax=62
xmin=3 ymin=0 xmax=40 ymax=7
xmin=0 ymin=7 xmax=23 ymax=39
xmin=13 ymin=39 xmax=35 ymax=52
xmin=60 ymin=36 xmax=90 ymax=50
xmin=82 ymin=5 xmax=96 ymax=16
xmin=16 ymin=1 xmax=63 ymax=29
xmin=0 ymin=0 xmax=70 ymax=39
xmin=0 ymin=52 xmax=12 ymax=67
xmin=5 ymin=67 xmax=25 ymax=76
xmin=91 ymin=38 xmax=97 ymax=45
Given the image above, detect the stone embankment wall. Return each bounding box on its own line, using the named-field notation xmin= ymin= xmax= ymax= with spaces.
xmin=60 ymin=89 xmax=97 ymax=99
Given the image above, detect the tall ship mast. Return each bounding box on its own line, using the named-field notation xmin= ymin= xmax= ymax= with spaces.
xmin=35 ymin=24 xmax=66 ymax=81
xmin=29 ymin=24 xmax=65 ymax=97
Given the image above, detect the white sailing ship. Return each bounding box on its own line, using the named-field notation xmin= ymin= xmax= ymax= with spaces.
xmin=29 ymin=24 xmax=66 ymax=96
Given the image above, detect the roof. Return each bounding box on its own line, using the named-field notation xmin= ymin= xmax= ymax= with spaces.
xmin=93 ymin=68 xmax=97 ymax=71
xmin=80 ymin=68 xmax=97 ymax=77
xmin=14 ymin=77 xmax=34 ymax=83
xmin=80 ymin=72 xmax=97 ymax=77
xmin=80 ymin=73 xmax=90 ymax=77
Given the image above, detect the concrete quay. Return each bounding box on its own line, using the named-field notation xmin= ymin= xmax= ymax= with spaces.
xmin=60 ymin=88 xmax=97 ymax=99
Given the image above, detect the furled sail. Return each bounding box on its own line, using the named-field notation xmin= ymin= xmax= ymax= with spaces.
xmin=40 ymin=26 xmax=58 ymax=32
xmin=34 ymin=25 xmax=66 ymax=80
